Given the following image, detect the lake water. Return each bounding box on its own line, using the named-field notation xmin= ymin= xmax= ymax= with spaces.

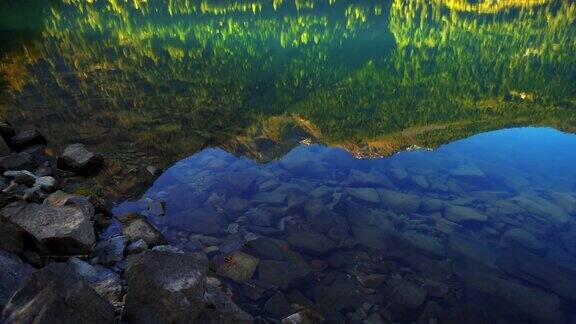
xmin=2 ymin=0 xmax=576 ymax=323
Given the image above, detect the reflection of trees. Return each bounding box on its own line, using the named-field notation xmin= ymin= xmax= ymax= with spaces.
xmin=0 ymin=0 xmax=574 ymax=163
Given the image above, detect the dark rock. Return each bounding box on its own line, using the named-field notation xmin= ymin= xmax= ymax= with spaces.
xmin=126 ymin=239 xmax=148 ymax=254
xmin=500 ymin=228 xmax=546 ymax=254
xmin=0 ymin=201 xmax=95 ymax=255
xmin=0 ymin=154 xmax=36 ymax=172
xmin=241 ymin=280 xmax=275 ymax=301
xmin=313 ymin=274 xmax=364 ymax=313
xmin=498 ymin=250 xmax=576 ymax=300
xmin=94 ymin=213 xmax=112 ymax=229
xmin=67 ymin=257 xmax=123 ymax=304
xmin=444 ymin=204 xmax=488 ymax=224
xmin=356 ymin=274 xmax=387 ymax=289
xmin=92 ymin=235 xmax=128 ymax=266
xmin=346 ymin=187 xmax=380 ymax=204
xmin=57 ymin=143 xmax=104 ymax=174
xmin=125 ymin=250 xmax=208 ymax=324
xmin=169 ymin=207 xmax=223 ymax=234
xmin=396 ymin=231 xmax=445 ymax=259
xmin=245 ymin=208 xmax=277 ymax=227
xmin=286 ymin=230 xmax=337 ymax=256
xmin=258 ymin=260 xmax=310 ymax=290
xmin=281 ymin=309 xmax=325 ymax=324
xmin=0 ymin=121 xmax=15 ymax=140
xmin=10 ymin=129 xmax=47 ymax=151
xmin=120 ymin=214 xmax=167 ymax=247
xmin=385 ymin=278 xmax=426 ymax=321
xmin=202 ymin=277 xmax=254 ymax=323
xmin=45 ymin=190 xmax=95 ymax=219
xmin=378 ymin=189 xmax=421 ymax=214
xmin=217 ymin=251 xmax=260 ymax=283
xmin=265 ymin=291 xmax=293 ymax=319
xmin=0 ymin=249 xmax=34 ymax=311
xmin=1 ymin=263 xmax=115 ymax=324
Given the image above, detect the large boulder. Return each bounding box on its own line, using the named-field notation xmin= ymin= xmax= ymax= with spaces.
xmin=67 ymin=257 xmax=123 ymax=304
xmin=0 ymin=249 xmax=34 ymax=311
xmin=201 ymin=277 xmax=254 ymax=323
xmin=57 ymin=143 xmax=104 ymax=174
xmin=1 ymin=263 xmax=115 ymax=324
xmin=124 ymin=250 xmax=208 ymax=324
xmin=378 ymin=189 xmax=421 ymax=214
xmin=0 ymin=201 xmax=95 ymax=255
xmin=10 ymin=129 xmax=47 ymax=151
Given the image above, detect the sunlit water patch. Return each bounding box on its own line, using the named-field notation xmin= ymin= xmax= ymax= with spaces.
xmin=115 ymin=127 xmax=576 ymax=323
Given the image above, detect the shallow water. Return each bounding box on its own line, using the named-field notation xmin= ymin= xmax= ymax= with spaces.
xmin=2 ymin=0 xmax=576 ymax=322
xmin=115 ymin=127 xmax=576 ymax=323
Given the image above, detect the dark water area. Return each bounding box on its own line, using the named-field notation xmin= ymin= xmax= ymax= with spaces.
xmin=1 ymin=0 xmax=576 ymax=322
xmin=113 ymin=127 xmax=576 ymax=323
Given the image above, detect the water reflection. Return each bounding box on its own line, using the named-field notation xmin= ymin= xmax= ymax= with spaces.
xmin=115 ymin=127 xmax=576 ymax=323
xmin=0 ymin=0 xmax=575 ymax=165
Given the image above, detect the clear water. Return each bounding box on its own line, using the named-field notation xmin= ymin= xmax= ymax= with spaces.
xmin=2 ymin=0 xmax=576 ymax=322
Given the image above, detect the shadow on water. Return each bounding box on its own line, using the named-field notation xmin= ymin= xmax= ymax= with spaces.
xmin=115 ymin=127 xmax=576 ymax=323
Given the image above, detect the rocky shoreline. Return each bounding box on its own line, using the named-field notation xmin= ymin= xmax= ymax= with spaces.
xmin=0 ymin=121 xmax=253 ymax=323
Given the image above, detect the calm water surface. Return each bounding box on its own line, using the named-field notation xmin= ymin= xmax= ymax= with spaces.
xmin=2 ymin=0 xmax=576 ymax=323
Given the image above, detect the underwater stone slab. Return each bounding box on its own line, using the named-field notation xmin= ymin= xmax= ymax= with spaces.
xmin=512 ymin=195 xmax=569 ymax=227
xmin=217 ymin=251 xmax=259 ymax=283
xmin=120 ymin=214 xmax=167 ymax=247
xmin=258 ymin=260 xmax=311 ymax=290
xmin=499 ymin=228 xmax=546 ymax=255
xmin=385 ymin=277 xmax=427 ymax=321
xmin=397 ymin=231 xmax=445 ymax=259
xmin=444 ymin=204 xmax=488 ymax=224
xmin=286 ymin=230 xmax=337 ymax=256
xmin=346 ymin=187 xmax=380 ymax=204
xmin=378 ymin=189 xmax=421 ymax=214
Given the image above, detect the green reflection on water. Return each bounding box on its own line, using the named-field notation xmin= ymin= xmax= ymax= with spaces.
xmin=0 ymin=0 xmax=575 ymax=164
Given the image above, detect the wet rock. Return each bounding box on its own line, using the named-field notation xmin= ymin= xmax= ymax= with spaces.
xmin=245 ymin=207 xmax=276 ymax=227
xmin=258 ymin=260 xmax=310 ymax=290
xmin=0 ymin=201 xmax=95 ymax=255
xmin=397 ymin=231 xmax=445 ymax=259
xmin=0 ymin=121 xmax=15 ymax=140
xmin=498 ymin=250 xmax=576 ymax=300
xmin=126 ymin=239 xmax=148 ymax=254
xmin=217 ymin=251 xmax=260 ymax=283
xmin=313 ymin=274 xmax=364 ymax=313
xmin=1 ymin=263 xmax=115 ymax=324
xmin=434 ymin=214 xmax=462 ymax=234
xmin=92 ymin=235 xmax=128 ymax=266
xmin=464 ymin=272 xmax=564 ymax=324
xmin=145 ymin=165 xmax=163 ymax=176
xmin=169 ymin=207 xmax=223 ymax=234
xmin=0 ymin=249 xmax=34 ymax=311
xmin=10 ymin=129 xmax=47 ymax=151
xmin=346 ymin=187 xmax=380 ymax=204
xmin=422 ymin=280 xmax=450 ymax=298
xmin=512 ymin=195 xmax=569 ymax=227
xmin=94 ymin=213 xmax=112 ymax=229
xmin=4 ymin=170 xmax=36 ymax=186
xmin=45 ymin=190 xmax=95 ymax=219
xmin=444 ymin=204 xmax=487 ymax=224
xmin=421 ymin=198 xmax=445 ymax=213
xmin=125 ymin=250 xmax=208 ymax=324
xmin=57 ymin=143 xmax=104 ymax=174
xmin=500 ymin=228 xmax=546 ymax=254
xmin=378 ymin=189 xmax=420 ymax=214
xmin=67 ymin=257 xmax=123 ymax=303
xmin=202 ymin=277 xmax=254 ymax=323
xmin=265 ymin=291 xmax=293 ymax=319
xmin=281 ymin=309 xmax=325 ymax=324
xmin=385 ymin=278 xmax=426 ymax=321
xmin=286 ymin=230 xmax=337 ymax=255
xmin=356 ymin=274 xmax=387 ymax=289
xmin=0 ymin=154 xmax=36 ymax=172
xmin=242 ymin=279 xmax=275 ymax=301
xmin=152 ymin=245 xmax=183 ymax=253
xmin=0 ymin=137 xmax=10 ymax=157
xmin=252 ymin=190 xmax=287 ymax=206
xmin=449 ymin=164 xmax=484 ymax=179
xmin=120 ymin=214 xmax=167 ymax=247
xmin=224 ymin=197 xmax=250 ymax=214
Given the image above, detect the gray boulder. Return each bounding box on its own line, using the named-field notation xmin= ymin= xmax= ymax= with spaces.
xmin=201 ymin=277 xmax=254 ymax=323
xmin=92 ymin=235 xmax=128 ymax=266
xmin=57 ymin=143 xmax=104 ymax=174
xmin=286 ymin=230 xmax=337 ymax=256
xmin=0 ymin=154 xmax=36 ymax=172
xmin=217 ymin=251 xmax=260 ymax=283
xmin=124 ymin=250 xmax=208 ymax=324
xmin=444 ymin=204 xmax=487 ymax=224
xmin=0 ymin=249 xmax=34 ymax=311
xmin=119 ymin=214 xmax=167 ymax=247
xmin=10 ymin=129 xmax=47 ymax=150
xmin=67 ymin=257 xmax=123 ymax=304
xmin=385 ymin=278 xmax=427 ymax=321
xmin=0 ymin=201 xmax=95 ymax=255
xmin=378 ymin=189 xmax=421 ymax=214
xmin=1 ymin=263 xmax=115 ymax=324
xmin=500 ymin=228 xmax=546 ymax=254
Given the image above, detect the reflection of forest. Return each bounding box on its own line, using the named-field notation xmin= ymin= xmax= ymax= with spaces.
xmin=0 ymin=0 xmax=575 ymax=163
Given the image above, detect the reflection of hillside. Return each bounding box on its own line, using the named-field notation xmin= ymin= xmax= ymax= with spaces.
xmin=0 ymin=0 xmax=574 ymax=164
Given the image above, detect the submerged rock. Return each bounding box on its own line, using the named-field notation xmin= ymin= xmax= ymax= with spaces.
xmin=499 ymin=228 xmax=546 ymax=254
xmin=125 ymin=250 xmax=208 ymax=324
xmin=1 ymin=263 xmax=115 ymax=324
xmin=0 ymin=201 xmax=95 ymax=255
xmin=346 ymin=187 xmax=380 ymax=204
xmin=0 ymin=249 xmax=34 ymax=311
xmin=378 ymin=189 xmax=421 ymax=214
xmin=385 ymin=278 xmax=427 ymax=321
xmin=67 ymin=257 xmax=123 ymax=304
xmin=444 ymin=204 xmax=487 ymax=224
xmin=258 ymin=260 xmax=311 ymax=290
xmin=119 ymin=214 xmax=167 ymax=247
xmin=202 ymin=277 xmax=254 ymax=323
xmin=286 ymin=230 xmax=337 ymax=256
xmin=57 ymin=143 xmax=104 ymax=174
xmin=10 ymin=129 xmax=47 ymax=151
xmin=265 ymin=291 xmax=293 ymax=319
xmin=217 ymin=251 xmax=260 ymax=283
xmin=92 ymin=235 xmax=128 ymax=266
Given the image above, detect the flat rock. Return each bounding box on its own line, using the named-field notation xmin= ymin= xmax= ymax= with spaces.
xmin=125 ymin=250 xmax=208 ymax=324
xmin=378 ymin=189 xmax=421 ymax=214
xmin=512 ymin=195 xmax=569 ymax=227
xmin=286 ymin=230 xmax=337 ymax=255
xmin=0 ymin=249 xmax=34 ymax=311
xmin=0 ymin=201 xmax=95 ymax=255
xmin=258 ymin=260 xmax=310 ymax=290
xmin=57 ymin=143 xmax=104 ymax=174
xmin=398 ymin=231 xmax=445 ymax=259
xmin=346 ymin=187 xmax=380 ymax=204
xmin=120 ymin=214 xmax=167 ymax=247
xmin=1 ymin=263 xmax=115 ymax=324
xmin=500 ymin=228 xmax=546 ymax=254
xmin=217 ymin=251 xmax=260 ymax=283
xmin=265 ymin=291 xmax=293 ymax=319
xmin=449 ymin=164 xmax=485 ymax=178
xmin=444 ymin=204 xmax=487 ymax=224
xmin=202 ymin=277 xmax=254 ymax=323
